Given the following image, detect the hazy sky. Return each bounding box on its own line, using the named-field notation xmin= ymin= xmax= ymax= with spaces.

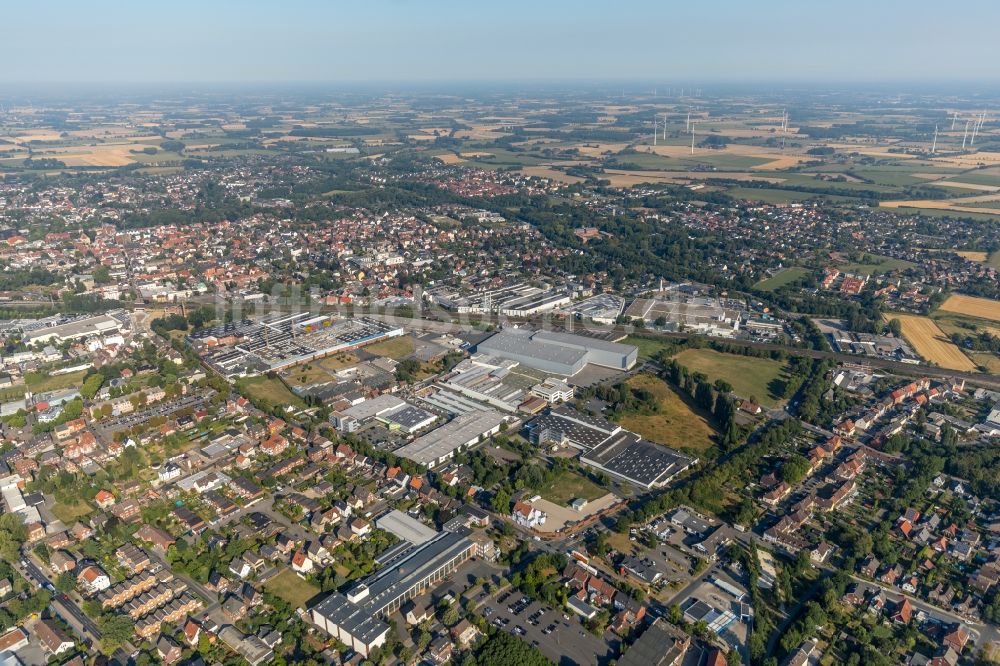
xmin=3 ymin=0 xmax=998 ymax=84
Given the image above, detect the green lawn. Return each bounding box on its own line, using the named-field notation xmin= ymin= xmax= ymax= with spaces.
xmin=51 ymin=499 xmax=93 ymax=524
xmin=623 ymin=335 xmax=676 ymax=361
xmin=725 ymin=187 xmax=858 ymax=204
xmin=538 ymin=469 xmax=608 ymax=506
xmin=264 ymin=569 xmax=321 ymax=607
xmin=754 ymin=267 xmax=810 ymax=291
xmin=838 ymin=253 xmax=915 ymax=274
xmin=673 ymin=348 xmax=788 ymax=407
xmin=235 ymin=375 xmax=307 ymax=410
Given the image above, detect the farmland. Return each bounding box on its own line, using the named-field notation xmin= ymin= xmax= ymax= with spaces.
xmin=889 ymin=314 xmax=977 ymax=372
xmin=617 ymin=374 xmax=716 ymax=452
xmin=672 ymin=348 xmax=789 ymax=407
xmin=938 ymin=294 xmax=1000 ymax=323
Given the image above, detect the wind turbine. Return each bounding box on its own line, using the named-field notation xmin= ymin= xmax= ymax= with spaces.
xmin=962 ymin=119 xmax=971 ymax=149
xmin=686 ymin=111 xmax=691 ymax=132
xmin=662 ymin=113 xmax=668 ymax=140
xmin=951 ymin=112 xmax=958 ymax=130
xmin=690 ymin=122 xmax=696 ymax=155
xmin=931 ymin=125 xmax=938 ymax=154
xmin=653 ymin=116 xmax=658 ymax=146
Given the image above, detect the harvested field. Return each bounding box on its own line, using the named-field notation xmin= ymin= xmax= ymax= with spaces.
xmin=938 ymin=294 xmax=1000 ymax=323
xmin=889 ymin=313 xmax=977 ymax=371
xmin=521 ymin=166 xmax=584 ymax=184
xmin=956 ymin=251 xmax=989 ymax=262
xmin=434 ymin=153 xmax=464 ymax=164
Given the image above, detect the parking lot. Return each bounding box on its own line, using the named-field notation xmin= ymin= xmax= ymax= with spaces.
xmin=480 ymin=588 xmax=620 ymax=666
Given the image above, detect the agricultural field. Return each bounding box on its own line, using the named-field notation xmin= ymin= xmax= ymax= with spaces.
xmin=754 ymin=267 xmax=810 ymax=291
xmin=956 ymin=250 xmax=989 ymax=262
xmin=264 ymin=569 xmax=320 ymax=607
xmin=672 ymin=348 xmax=789 ymax=407
xmin=618 ymin=374 xmax=716 ymax=451
xmin=938 ymin=294 xmax=1000 ymax=323
xmin=888 ymin=314 xmax=977 ymax=372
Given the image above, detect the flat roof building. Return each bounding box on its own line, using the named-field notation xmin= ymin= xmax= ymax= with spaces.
xmin=311 ymin=529 xmax=476 ymax=657
xmin=475 ymin=328 xmax=636 ymax=376
xmin=395 ymin=409 xmax=506 ymax=468
xmin=376 ymin=511 xmax=439 ymax=546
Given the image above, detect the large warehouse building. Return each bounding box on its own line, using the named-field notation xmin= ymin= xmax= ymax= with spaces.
xmin=474 ymin=328 xmax=637 ymax=376
xmin=526 ymin=405 xmax=695 ymax=490
xmin=394 ymin=409 xmax=506 ymax=468
xmin=310 ymin=528 xmax=476 ymax=656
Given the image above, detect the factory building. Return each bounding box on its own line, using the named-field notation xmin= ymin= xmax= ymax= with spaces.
xmin=474 ymin=328 xmax=637 ymax=376
xmin=311 ymin=529 xmax=477 ymax=657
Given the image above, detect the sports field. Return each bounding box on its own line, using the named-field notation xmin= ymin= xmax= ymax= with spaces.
xmin=938 ymin=294 xmax=1000 ymax=323
xmin=889 ymin=314 xmax=977 ymax=371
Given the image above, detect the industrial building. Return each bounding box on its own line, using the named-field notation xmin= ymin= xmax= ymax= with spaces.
xmin=311 ymin=529 xmax=477 ymax=657
xmin=624 ymin=296 xmax=741 ymax=338
xmin=526 ymin=406 xmax=694 ymax=490
xmin=474 ymin=328 xmax=637 ymax=376
xmin=331 ymin=394 xmax=435 ymax=434
xmin=190 ymin=313 xmax=404 ymax=377
xmin=530 ymin=378 xmax=575 ymax=403
xmin=25 ymin=312 xmax=127 ymax=345
xmin=564 ymin=293 xmax=625 ymax=325
xmin=394 ymin=409 xmax=506 ymax=468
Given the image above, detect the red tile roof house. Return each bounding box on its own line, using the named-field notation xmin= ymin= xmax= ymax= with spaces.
xmin=94 ymin=489 xmax=116 ymax=509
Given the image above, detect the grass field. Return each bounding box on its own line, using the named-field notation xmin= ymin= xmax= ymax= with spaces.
xmin=51 ymin=499 xmax=93 ymax=524
xmin=24 ymin=369 xmax=88 ymax=394
xmin=235 ymin=376 xmax=307 ymax=410
xmin=284 ymin=364 xmax=335 ymax=387
xmin=673 ymin=348 xmax=788 ymax=407
xmin=362 ymin=335 xmax=415 ymax=359
xmin=839 ymin=254 xmax=916 ymax=274
xmin=889 ymin=313 xmax=977 ymax=371
xmin=537 ymin=468 xmax=608 ymax=505
xmin=623 ymin=335 xmax=676 ymax=361
xmin=618 ymin=374 xmax=716 ymax=451
xmin=938 ymin=294 xmax=1000 ymax=323
xmin=754 ymin=267 xmax=810 ymax=291
xmin=316 ymin=352 xmax=360 ymax=371
xmin=264 ymin=569 xmax=320 ymax=607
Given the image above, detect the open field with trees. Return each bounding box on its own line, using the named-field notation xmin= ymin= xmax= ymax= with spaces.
xmin=672 ymin=348 xmax=788 ymax=407
xmin=617 ymin=374 xmax=716 ymax=451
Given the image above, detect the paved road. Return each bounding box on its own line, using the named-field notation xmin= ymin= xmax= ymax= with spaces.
xmin=16 ymin=554 xmax=102 ymax=644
